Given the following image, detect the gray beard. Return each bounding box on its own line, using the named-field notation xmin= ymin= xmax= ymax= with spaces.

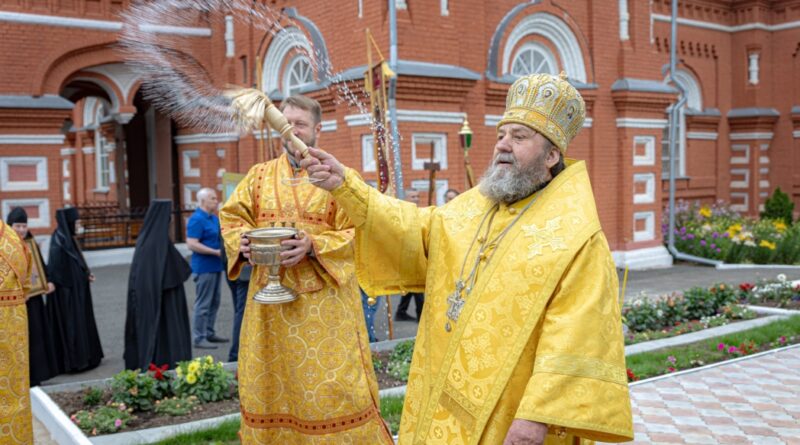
xmin=478 ymin=153 xmax=551 ymax=204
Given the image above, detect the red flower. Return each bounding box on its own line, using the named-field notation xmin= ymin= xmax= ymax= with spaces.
xmin=148 ymin=363 xmax=169 ymax=381
xmin=626 ymin=368 xmax=638 ymax=382
xmin=739 ymin=283 xmax=754 ymax=292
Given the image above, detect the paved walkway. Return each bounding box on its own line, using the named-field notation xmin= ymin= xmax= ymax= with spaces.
xmin=623 ymin=345 xmax=800 ymax=444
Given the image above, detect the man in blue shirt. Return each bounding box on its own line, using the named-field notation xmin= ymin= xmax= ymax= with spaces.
xmin=186 ymin=187 xmax=228 ymax=349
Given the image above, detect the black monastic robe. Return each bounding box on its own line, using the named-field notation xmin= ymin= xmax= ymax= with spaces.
xmin=47 ymin=208 xmax=104 ymax=373
xmin=123 ymin=200 xmax=192 ymax=370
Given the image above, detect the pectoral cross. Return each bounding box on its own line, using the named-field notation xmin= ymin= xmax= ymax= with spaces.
xmin=424 ymin=142 xmax=440 ymax=206
xmin=445 ymin=280 xmax=466 ymax=332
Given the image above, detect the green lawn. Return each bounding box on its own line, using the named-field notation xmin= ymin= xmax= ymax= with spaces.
xmin=150 ymin=316 xmax=800 ymax=443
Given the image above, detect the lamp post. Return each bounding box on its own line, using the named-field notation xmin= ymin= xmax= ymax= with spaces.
xmin=459 ymin=116 xmax=476 ymax=189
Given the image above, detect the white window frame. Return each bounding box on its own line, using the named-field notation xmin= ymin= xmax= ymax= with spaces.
xmin=633 ymin=211 xmax=655 ymax=242
xmin=182 ymin=150 xmax=200 ymax=178
xmin=1 ymin=198 xmax=50 ymax=228
xmin=283 ymin=54 xmax=315 ymax=96
xmin=510 ymin=42 xmax=558 ymax=76
xmin=411 ymin=133 xmax=448 ymax=171
xmin=662 ymin=69 xmax=702 ymax=178
xmin=0 ymin=157 xmax=48 ymax=191
xmin=361 ymin=134 xmax=376 ymax=172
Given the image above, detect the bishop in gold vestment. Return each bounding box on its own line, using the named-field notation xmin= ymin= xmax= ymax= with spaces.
xmin=301 ymin=74 xmax=634 ymax=444
xmin=219 ymin=95 xmax=392 ymax=444
xmin=0 ymin=221 xmax=33 ymax=443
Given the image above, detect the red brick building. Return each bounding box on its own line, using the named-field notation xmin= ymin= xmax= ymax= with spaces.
xmin=1 ymin=0 xmax=799 ymax=268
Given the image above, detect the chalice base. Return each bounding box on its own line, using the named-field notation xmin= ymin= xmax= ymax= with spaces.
xmin=253 ymin=281 xmax=297 ymax=304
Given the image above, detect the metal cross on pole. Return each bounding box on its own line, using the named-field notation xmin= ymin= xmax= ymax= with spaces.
xmin=424 ymin=142 xmax=440 ymax=206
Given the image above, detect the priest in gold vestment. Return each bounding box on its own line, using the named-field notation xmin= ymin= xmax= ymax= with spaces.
xmin=0 ymin=221 xmax=33 ymax=443
xmin=219 ymin=95 xmax=393 ymax=444
xmin=301 ymin=73 xmax=634 ymax=444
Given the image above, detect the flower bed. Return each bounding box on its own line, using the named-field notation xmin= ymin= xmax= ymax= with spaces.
xmin=49 ymin=356 xmax=238 ymax=437
xmin=665 ymin=199 xmax=800 ymax=265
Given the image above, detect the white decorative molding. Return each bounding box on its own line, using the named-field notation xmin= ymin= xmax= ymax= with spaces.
xmin=60 ymin=148 xmax=76 ymax=156
xmin=651 ymin=13 xmax=800 ymax=33
xmin=501 ymin=12 xmax=587 ymax=83
xmin=730 ymin=192 xmax=749 ymax=212
xmin=174 ymin=133 xmax=239 ymax=144
xmin=793 ymin=130 xmax=800 ymax=138
xmin=484 ymin=114 xmax=593 ymax=128
xmin=183 ymin=184 xmax=201 ymax=207
xmin=0 ymin=11 xmax=211 ymax=35
xmin=760 ymin=143 xmax=769 ymax=152
xmin=441 ymin=0 xmax=449 ymax=16
xmin=62 ymin=159 xmax=70 ymax=178
xmin=670 ymin=69 xmax=703 ymax=110
xmin=730 ymin=132 xmax=774 ymax=140
xmin=759 ymin=167 xmax=769 ymax=175
xmin=759 ymin=156 xmax=769 ymax=165
xmin=84 ymin=64 xmax=142 ymax=104
xmin=633 ymin=135 xmax=656 ymax=166
xmin=633 ymin=173 xmax=656 ymax=204
xmin=748 ymin=53 xmax=760 ymax=85
xmin=616 ymin=118 xmax=669 ymax=129
xmin=361 ymin=135 xmax=376 ymax=173
xmin=345 ymin=110 xmax=465 ymax=126
xmin=224 ymin=15 xmax=234 ymax=58
xmin=633 ymin=211 xmax=656 ymax=242
xmin=759 ymin=180 xmax=769 ymax=189
xmin=730 ymin=168 xmax=749 ymax=189
xmin=396 ymin=0 xmax=407 ymax=10
xmin=1 ymin=199 xmax=50 ymax=228
xmin=182 ymin=150 xmax=200 ymax=178
xmin=410 ymin=179 xmax=450 ymax=206
xmin=619 ymin=0 xmax=630 ymax=41
xmin=82 ymin=146 xmax=94 ymax=155
xmin=0 ymin=134 xmax=65 ymax=145
xmin=612 ymin=246 xmax=673 ymax=270
xmin=321 ymin=119 xmax=338 ymax=132
xmin=216 ymin=149 xmax=226 ymax=159
xmin=263 ymin=27 xmax=313 ymax=95
xmin=686 ymin=132 xmax=718 ymax=140
xmin=0 ymin=157 xmax=48 ymax=191
xmin=730 ymin=144 xmax=750 ymax=165
xmin=411 ymin=133 xmax=448 ymax=171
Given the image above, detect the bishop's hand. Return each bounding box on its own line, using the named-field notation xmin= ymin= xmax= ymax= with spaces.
xmin=299 ymin=147 xmax=345 ymax=191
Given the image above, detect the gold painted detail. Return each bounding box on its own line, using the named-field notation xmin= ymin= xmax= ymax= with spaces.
xmin=534 ymin=354 xmax=627 ymax=386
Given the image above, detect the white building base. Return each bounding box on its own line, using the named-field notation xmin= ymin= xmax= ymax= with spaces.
xmin=612 ymin=246 xmax=673 ymax=270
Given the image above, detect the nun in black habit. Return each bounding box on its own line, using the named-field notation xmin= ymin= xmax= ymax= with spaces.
xmin=5 ymin=207 xmax=59 ymax=386
xmin=124 ymin=200 xmax=193 ymax=370
xmin=47 ymin=207 xmax=104 ymax=373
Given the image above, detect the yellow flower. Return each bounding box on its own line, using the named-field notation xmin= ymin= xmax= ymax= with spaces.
xmin=205 ymin=355 xmax=214 ymax=365
xmin=773 ymin=221 xmax=787 ymax=233
xmin=727 ymin=223 xmax=742 ymax=236
xmin=188 ymin=361 xmax=200 ymax=374
xmin=176 ymin=367 xmax=183 ymax=377
xmin=186 ymin=373 xmax=197 ymax=385
xmin=699 ymin=206 xmax=712 ymax=218
xmin=759 ymin=240 xmax=776 ymax=250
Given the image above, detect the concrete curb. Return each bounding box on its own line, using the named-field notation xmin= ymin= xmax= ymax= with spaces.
xmin=370 ymin=336 xmax=416 ymax=353
xmin=624 ymin=305 xmax=799 ymax=355
xmin=716 ymin=263 xmax=800 ymax=270
xmin=31 ymin=387 xmax=92 ymax=445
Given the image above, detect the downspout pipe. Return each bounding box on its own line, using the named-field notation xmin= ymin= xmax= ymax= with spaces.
xmin=665 ymin=0 xmax=721 ymax=266
xmin=388 ymin=0 xmax=405 ymax=199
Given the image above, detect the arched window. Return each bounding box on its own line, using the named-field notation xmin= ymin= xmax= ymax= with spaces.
xmin=501 ymin=12 xmax=587 ymax=83
xmin=88 ymin=99 xmax=112 ymax=190
xmin=283 ymin=55 xmax=315 ymax=96
xmin=662 ymin=69 xmax=703 ymax=178
xmin=510 ymin=42 xmax=558 ymax=76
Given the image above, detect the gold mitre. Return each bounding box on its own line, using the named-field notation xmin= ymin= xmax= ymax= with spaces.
xmin=497 ymin=72 xmax=585 ymax=153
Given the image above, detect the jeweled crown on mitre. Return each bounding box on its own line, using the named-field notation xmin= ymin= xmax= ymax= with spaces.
xmin=497 ymin=71 xmax=585 ymax=153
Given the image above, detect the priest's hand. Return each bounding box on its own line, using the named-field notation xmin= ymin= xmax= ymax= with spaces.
xmin=299 ymin=147 xmax=345 ymax=191
xmin=239 ymin=234 xmax=256 ymax=265
xmin=280 ymin=231 xmax=312 ymax=267
xmin=503 ymin=419 xmax=548 ymax=445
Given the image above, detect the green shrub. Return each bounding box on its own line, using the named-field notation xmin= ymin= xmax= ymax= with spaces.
xmin=761 ymin=187 xmax=794 ymax=225
xmin=154 ymin=396 xmax=199 ymax=416
xmin=385 ymin=340 xmax=415 ymax=382
xmin=173 ymin=356 xmax=237 ymax=403
xmin=82 ymin=387 xmax=103 ymax=408
xmin=110 ymin=369 xmax=169 ymax=412
xmin=71 ymin=403 xmax=134 ymax=436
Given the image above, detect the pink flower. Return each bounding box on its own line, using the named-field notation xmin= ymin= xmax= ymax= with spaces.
xmin=728 ymin=346 xmax=738 ymax=354
xmin=779 ymin=336 xmax=787 ymax=344
xmin=667 ymin=356 xmax=677 ymax=364
xmin=717 ymin=343 xmax=725 ymax=351
xmin=114 ymin=419 xmax=122 ymax=428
